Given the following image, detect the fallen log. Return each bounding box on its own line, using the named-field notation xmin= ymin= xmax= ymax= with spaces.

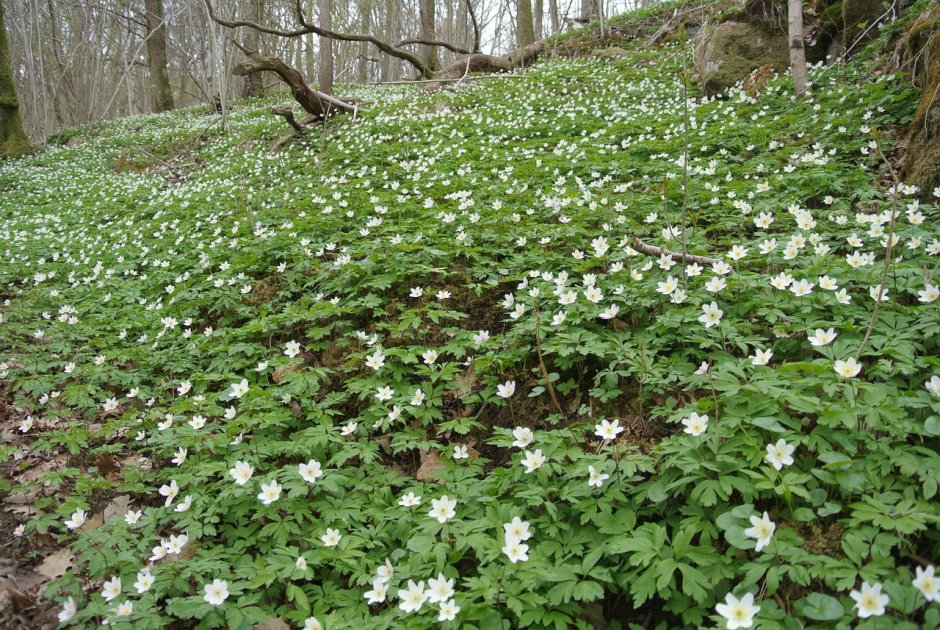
xmin=631 ymin=237 xmax=720 ymax=266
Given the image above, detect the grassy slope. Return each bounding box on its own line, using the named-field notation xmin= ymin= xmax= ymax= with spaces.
xmin=1 ymin=6 xmax=939 ymax=629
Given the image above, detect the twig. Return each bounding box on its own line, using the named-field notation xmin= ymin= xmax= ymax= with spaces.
xmin=854 ymin=139 xmax=900 ymax=361
xmin=631 ymin=237 xmax=719 ymax=265
xmin=271 ymin=107 xmax=305 ymax=133
xmin=369 ymin=73 xmax=525 ymax=86
xmin=534 ymin=307 xmax=566 ymax=419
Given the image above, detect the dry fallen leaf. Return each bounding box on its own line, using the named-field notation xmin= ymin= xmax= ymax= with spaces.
xmin=103 ymin=495 xmax=131 ymax=521
xmin=254 ymin=617 xmax=290 ymax=630
xmin=416 ymin=450 xmax=446 ymax=482
xmin=34 ymin=549 xmax=73 ymax=580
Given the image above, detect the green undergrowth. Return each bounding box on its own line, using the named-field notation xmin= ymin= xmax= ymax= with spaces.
xmin=1 ymin=7 xmax=939 ymax=630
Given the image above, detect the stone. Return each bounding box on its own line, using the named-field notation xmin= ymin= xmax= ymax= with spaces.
xmin=694 ymin=20 xmax=790 ymax=97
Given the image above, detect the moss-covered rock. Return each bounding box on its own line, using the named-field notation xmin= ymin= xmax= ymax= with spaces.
xmin=842 ymin=0 xmax=885 ymax=52
xmin=901 ymin=6 xmax=940 ymax=197
xmin=694 ymin=20 xmax=791 ymax=96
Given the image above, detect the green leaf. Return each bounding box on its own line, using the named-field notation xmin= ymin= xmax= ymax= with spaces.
xmin=797 ymin=593 xmax=844 ymax=621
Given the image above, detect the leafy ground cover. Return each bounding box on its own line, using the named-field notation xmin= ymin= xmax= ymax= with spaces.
xmin=2 ymin=6 xmax=940 ymax=629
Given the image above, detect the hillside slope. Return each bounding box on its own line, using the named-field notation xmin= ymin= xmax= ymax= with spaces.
xmin=1 ymin=6 xmax=939 ymax=629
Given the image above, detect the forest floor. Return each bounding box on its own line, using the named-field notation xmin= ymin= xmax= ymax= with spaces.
xmin=1 ymin=3 xmax=939 ymax=629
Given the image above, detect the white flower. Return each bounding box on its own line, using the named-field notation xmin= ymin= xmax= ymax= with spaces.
xmin=599 ymin=304 xmax=620 ymax=320
xmin=504 ymin=517 xmax=532 ymax=541
xmin=502 ymin=539 xmax=529 ymax=563
xmin=340 ymin=421 xmax=358 ymax=436
xmin=425 ymin=572 xmax=455 ymax=603
xmin=850 ymin=581 xmax=889 ymax=618
xmin=453 ymin=445 xmax=469 ymax=460
xmin=913 ymin=565 xmax=939 ymax=602
xmin=303 ymin=617 xmax=322 ymax=630
xmin=229 ymin=461 xmax=254 ymax=485
xmin=521 ymin=449 xmax=545 ymax=473
xmin=588 ymin=465 xmax=610 ymax=488
xmin=744 ymin=511 xmax=776 ymax=552
xmin=101 ymin=576 xmax=122 ymax=602
xmin=496 ymin=380 xmax=516 ymax=398
xmin=229 ymin=378 xmax=249 ymax=399
xmin=926 ymin=376 xmax=940 ymax=397
xmin=422 ymin=349 xmax=439 ymax=365
xmin=473 ymin=330 xmax=490 ymax=345
xmin=110 ymin=601 xmax=133 ymax=617
xmin=410 ymin=389 xmax=425 ymax=406
xmin=399 ymin=491 xmax=421 ymax=507
xmin=594 ymin=419 xmax=624 ymax=441
xmin=203 ymin=579 xmax=229 ymax=606
xmin=134 ymin=568 xmax=155 ymax=593
xmin=299 ymin=460 xmax=323 ymax=483
xmin=715 ymin=591 xmax=760 ymax=629
xmin=764 ymin=439 xmax=795 ymax=471
xmin=159 ymin=480 xmax=179 ymax=506
xmin=174 ymin=495 xmax=193 ymax=513
xmin=749 ymin=348 xmax=773 ymax=366
xmin=65 ymin=508 xmax=87 ymax=530
xmin=58 ymin=597 xmax=77 ymax=623
xmin=511 ymin=426 xmax=534 ymax=448
xmin=682 ymin=412 xmax=708 ymax=436
xmin=376 ymin=558 xmax=394 ymax=583
xmin=398 ymin=580 xmax=428 ymax=613
xmin=320 ymin=528 xmax=342 ymax=547
xmin=365 ymin=348 xmax=386 ymax=370
xmin=699 ymin=301 xmax=723 ymax=328
xmin=124 ymin=509 xmax=142 ymax=525
xmin=364 ymin=578 xmax=388 ymax=604
xmin=375 ymin=385 xmax=394 ymax=401
xmin=438 ymin=599 xmax=460 ymax=622
xmin=919 ymin=284 xmax=939 ymax=303
xmin=834 ymin=357 xmax=862 ymax=378
xmin=429 ymin=495 xmax=457 ymax=523
xmin=808 ymin=328 xmax=837 ymax=347
xmin=257 ymin=480 xmax=282 ymax=505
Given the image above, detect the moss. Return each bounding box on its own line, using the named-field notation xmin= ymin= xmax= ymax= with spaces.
xmin=694 ymin=20 xmax=790 ymax=96
xmin=819 ymin=1 xmax=844 ymax=38
xmin=902 ymin=6 xmax=940 ymax=197
xmin=842 ymin=0 xmax=885 ymax=51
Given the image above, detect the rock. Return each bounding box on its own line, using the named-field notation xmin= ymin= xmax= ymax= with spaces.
xmin=593 ymin=46 xmax=631 ymax=60
xmin=842 ymin=0 xmax=885 ymax=52
xmin=694 ymin=20 xmax=790 ymax=97
xmin=901 ymin=6 xmax=940 ymax=198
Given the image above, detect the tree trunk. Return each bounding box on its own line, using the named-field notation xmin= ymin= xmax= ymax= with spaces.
xmin=234 ymin=55 xmax=357 ymax=119
xmin=419 ymin=0 xmax=440 ymax=72
xmin=358 ymin=0 xmax=372 ymax=83
xmin=580 ymin=0 xmax=599 ymax=22
xmin=533 ymin=0 xmax=544 ymax=40
xmin=517 ymin=0 xmax=536 ymax=47
xmin=549 ymin=0 xmax=560 ymax=34
xmin=144 ymin=0 xmax=174 ymax=112
xmin=242 ymin=0 xmax=265 ymax=97
xmin=318 ymin=0 xmax=334 ymax=94
xmin=788 ymin=0 xmax=808 ymax=95
xmin=0 ymin=0 xmax=31 ymax=156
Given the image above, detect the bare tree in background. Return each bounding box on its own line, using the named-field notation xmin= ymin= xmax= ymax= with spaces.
xmin=318 ymin=0 xmax=334 ymax=93
xmin=242 ymin=0 xmax=265 ymax=97
xmin=144 ymin=0 xmax=175 ymax=112
xmin=419 ymin=0 xmax=441 ymax=71
xmin=517 ymin=0 xmax=536 ymax=47
xmin=788 ymin=0 xmax=808 ymax=95
xmin=0 ymin=0 xmax=30 ymax=156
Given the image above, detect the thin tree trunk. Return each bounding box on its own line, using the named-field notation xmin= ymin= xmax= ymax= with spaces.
xmin=358 ymin=0 xmax=371 ymax=83
xmin=419 ymin=0 xmax=440 ymax=72
xmin=788 ymin=0 xmax=808 ymax=95
xmin=517 ymin=0 xmax=536 ymax=47
xmin=549 ymin=0 xmax=560 ymax=34
xmin=318 ymin=0 xmax=333 ymax=94
xmin=534 ymin=0 xmax=544 ymax=39
xmin=144 ymin=0 xmax=174 ymax=112
xmin=0 ymin=0 xmax=32 ymax=155
xmin=242 ymin=0 xmax=264 ymax=97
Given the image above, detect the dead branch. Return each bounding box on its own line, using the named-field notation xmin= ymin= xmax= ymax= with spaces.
xmin=233 ymin=55 xmax=361 ymax=119
xmin=272 ymin=107 xmax=305 ymax=133
xmin=631 ymin=237 xmax=719 ymax=265
xmin=395 ymin=37 xmax=473 ymax=56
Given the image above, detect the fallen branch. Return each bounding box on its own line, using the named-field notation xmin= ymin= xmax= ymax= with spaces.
xmin=271 ymin=107 xmax=305 ymax=133
xmin=631 ymin=237 xmax=719 ymax=266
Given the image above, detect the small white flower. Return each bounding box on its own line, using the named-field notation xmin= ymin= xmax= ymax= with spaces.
xmin=101 ymin=576 xmax=122 ymax=602
xmin=715 ymin=591 xmax=760 ymax=629
xmin=744 ymin=511 xmax=776 ymax=552
xmin=428 ymin=495 xmax=457 ymax=523
xmin=913 ymin=565 xmax=940 ymax=602
xmin=682 ymin=412 xmax=708 ymax=436
xmin=834 ymin=357 xmax=862 ymax=378
xmin=64 ymin=508 xmax=87 ymax=530
xmin=229 ymin=460 xmax=254 ymax=485
xmin=229 ymin=378 xmax=249 ymax=398
xmin=299 ymin=459 xmax=323 ymax=483
xmin=257 ymin=480 xmax=282 ymax=505
xmin=521 ymin=449 xmax=545 ymax=473
xmin=850 ymin=581 xmax=889 ymax=618
xmin=203 ymin=579 xmax=229 ymax=606
xmin=399 ymin=491 xmax=421 ymax=507
xmin=320 ymin=528 xmax=342 ymax=547
xmin=496 ymin=380 xmax=516 ymax=398
xmin=587 ymin=465 xmax=610 ymax=488
xmin=764 ymin=439 xmax=795 ymax=471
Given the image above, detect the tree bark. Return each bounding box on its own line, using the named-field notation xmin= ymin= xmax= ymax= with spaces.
xmin=144 ymin=0 xmax=174 ymax=112
xmin=318 ymin=0 xmax=334 ymax=94
xmin=533 ymin=0 xmax=544 ymax=40
xmin=549 ymin=0 xmax=560 ymax=34
xmin=358 ymin=0 xmax=372 ymax=83
xmin=242 ymin=0 xmax=265 ymax=97
xmin=234 ymin=54 xmax=357 ymax=119
xmin=517 ymin=0 xmax=536 ymax=47
xmin=0 ymin=0 xmax=31 ymax=156
xmin=788 ymin=0 xmax=808 ymax=96
xmin=419 ymin=0 xmax=440 ymax=72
